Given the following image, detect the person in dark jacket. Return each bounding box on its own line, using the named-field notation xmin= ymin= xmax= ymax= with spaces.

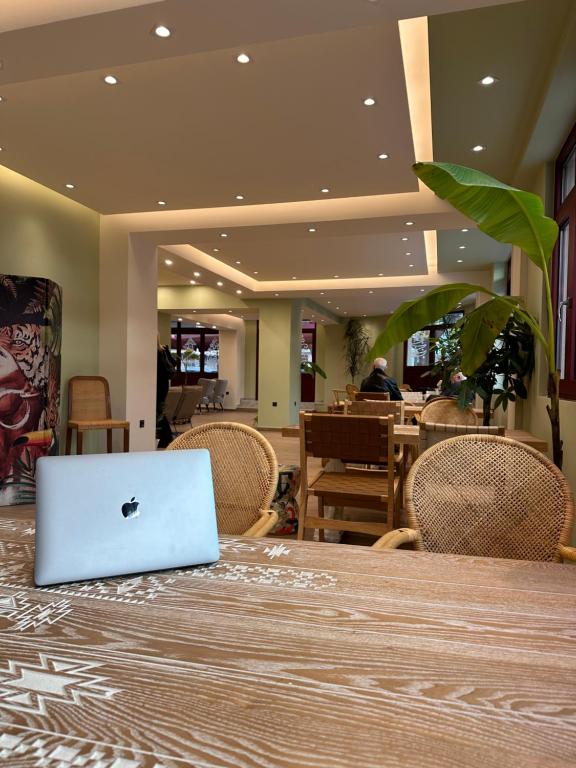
xmin=156 ymin=336 xmax=177 ymax=448
xmin=360 ymin=358 xmax=403 ymax=401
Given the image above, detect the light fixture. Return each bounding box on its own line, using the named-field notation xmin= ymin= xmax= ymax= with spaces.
xmin=213 ymin=248 xmax=220 ymax=253
xmin=479 ymin=75 xmax=498 ymax=86
xmin=217 ymin=281 xmax=224 ymax=287
xmin=363 ymin=314 xmax=367 ymax=318
xmin=378 ymin=153 xmax=389 ymax=160
xmin=103 ymin=74 xmax=119 ymax=85
xmin=333 ymin=275 xmax=340 ymax=279
xmin=212 ymin=325 xmax=217 ymax=329
xmin=157 ymin=200 xmax=167 ymax=206
xmin=236 ymin=53 xmax=251 ymax=64
xmin=0 ymin=147 xmax=3 ymax=152
xmin=363 ymin=97 xmax=376 ymax=106
xmin=0 ymin=96 xmax=4 ymax=102
xmin=228 ymin=310 xmax=233 ymax=313
xmin=253 ymin=271 xmax=259 ymax=275
xmin=189 ymin=280 xmax=196 ymax=285
xmin=320 ymin=187 xmax=330 ymax=194
xmin=409 ymin=264 xmax=414 ymax=268
xmin=405 ymin=221 xmax=414 ymax=226
xmin=291 ymin=276 xmax=297 ymax=280
xmin=274 ymin=293 xmax=279 ymax=297
xmin=308 ymin=227 xmax=317 ymax=233
xmin=457 ymin=259 xmax=463 ymax=263
xmin=327 ymin=301 xmax=332 ymax=304
xmin=420 ymin=288 xmax=425 ymax=292
xmin=236 ymin=289 xmax=242 ymax=294
xmin=220 ymin=232 xmax=228 ymax=238
xmin=401 ymin=236 xmax=408 ymax=241
xmin=378 ymin=273 xmax=383 ymax=276
xmin=405 ymin=252 xmax=412 ymax=256
xmin=235 ymin=194 xmax=245 ymax=200
xmin=153 ymin=25 xmax=171 ymax=38
xmin=164 ymin=259 xmax=173 ymax=266
xmin=461 ymin=228 xmax=469 ymax=232
xmin=178 ymin=317 xmax=183 ymax=322
xmin=369 ymin=290 xmax=374 ymax=294
xmin=336 ymin=306 xmax=340 ymax=310
xmin=193 ymin=271 xmax=201 ymax=277
xmin=235 ymin=260 xmax=241 ymax=265
xmin=472 ymin=145 xmax=486 ymax=152
xmin=459 ymin=245 xmax=466 ymax=250
xmin=65 ymin=183 xmax=75 ymax=190
xmin=320 ymin=292 xmax=325 ymax=295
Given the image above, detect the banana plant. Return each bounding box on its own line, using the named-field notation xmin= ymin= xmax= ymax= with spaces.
xmin=370 ymin=162 xmax=562 ymax=467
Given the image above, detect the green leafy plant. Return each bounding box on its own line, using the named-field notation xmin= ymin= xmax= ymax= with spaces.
xmin=344 ymin=318 xmax=371 ymax=384
xmin=300 ymin=361 xmax=327 ymax=379
xmin=371 ymin=162 xmax=562 ymax=466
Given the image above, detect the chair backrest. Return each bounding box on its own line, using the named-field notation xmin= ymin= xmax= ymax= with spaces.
xmin=406 ymin=434 xmax=574 ymax=562
xmin=68 ymin=376 xmax=112 ymax=421
xmin=345 ymin=384 xmax=359 ymax=401
xmin=355 ymin=391 xmax=390 ymax=402
xmin=164 ymin=386 xmax=184 ymax=422
xmin=176 ymin=386 xmax=203 ymax=421
xmin=420 ymin=397 xmax=477 ymax=425
xmin=420 ymin=422 xmax=504 ymax=451
xmin=167 ymin=422 xmax=278 ymax=535
xmin=200 ymin=379 xmax=216 ymax=399
xmin=213 ymin=379 xmax=228 ymax=398
xmin=345 ymin=399 xmax=405 ymax=424
xmin=332 ymin=388 xmax=348 ymax=405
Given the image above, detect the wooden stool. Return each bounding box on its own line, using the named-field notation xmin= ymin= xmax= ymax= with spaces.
xmin=65 ymin=376 xmax=130 ymax=455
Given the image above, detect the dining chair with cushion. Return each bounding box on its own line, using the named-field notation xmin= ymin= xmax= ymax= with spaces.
xmin=419 ymin=397 xmax=477 ymax=425
xmin=372 ymin=434 xmax=576 ymax=562
xmin=211 ymin=379 xmax=228 ymax=410
xmin=197 ymin=378 xmax=216 ymax=412
xmin=173 ymin=385 xmax=203 ymax=429
xmin=298 ymin=411 xmax=401 ymax=541
xmin=167 ymin=422 xmax=279 ymax=537
xmin=163 ymin=386 xmax=184 ymax=429
xmin=419 ymin=422 xmax=504 ymax=452
xmin=65 ymin=375 xmax=129 ymax=455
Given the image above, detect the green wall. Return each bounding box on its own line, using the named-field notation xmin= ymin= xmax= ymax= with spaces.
xmin=0 ymin=165 xmax=100 ymax=446
xmin=244 ymin=319 xmax=258 ymax=400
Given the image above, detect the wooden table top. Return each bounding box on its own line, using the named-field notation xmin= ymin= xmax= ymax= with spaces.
xmin=0 ymin=517 xmax=574 ymax=767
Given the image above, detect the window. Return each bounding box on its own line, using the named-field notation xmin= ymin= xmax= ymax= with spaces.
xmin=553 ymin=122 xmax=576 ymax=398
xmin=403 ymin=313 xmax=463 ymax=390
xmin=170 ymin=321 xmax=219 ymax=382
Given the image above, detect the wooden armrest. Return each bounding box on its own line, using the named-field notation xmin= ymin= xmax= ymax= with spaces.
xmin=372 ymin=527 xmax=420 ymax=551
xmin=558 ymin=545 xmax=576 ymax=562
xmin=243 ymin=509 xmax=279 ymax=538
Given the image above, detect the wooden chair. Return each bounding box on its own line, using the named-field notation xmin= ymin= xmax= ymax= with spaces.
xmin=332 ymin=388 xmax=348 ymax=406
xmin=372 ymin=434 xmax=576 ymax=562
xmin=354 ymin=391 xmax=391 ymax=402
xmin=345 ymin=399 xmax=405 ymax=423
xmin=167 ymin=422 xmax=279 ymax=537
xmin=419 ymin=397 xmax=477 ymax=425
xmin=419 ymin=422 xmax=504 ymax=452
xmin=65 ymin=376 xmax=129 ymax=455
xmin=298 ymin=412 xmax=401 ymax=541
xmin=345 ymin=384 xmax=359 ymax=401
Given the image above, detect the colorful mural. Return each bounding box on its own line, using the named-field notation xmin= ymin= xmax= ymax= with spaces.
xmin=0 ymin=276 xmax=62 ymax=505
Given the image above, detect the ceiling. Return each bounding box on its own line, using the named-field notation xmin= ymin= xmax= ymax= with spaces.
xmin=1 ymin=0 xmax=574 ymax=319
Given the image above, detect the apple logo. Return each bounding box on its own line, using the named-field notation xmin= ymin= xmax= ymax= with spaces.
xmin=121 ymin=497 xmax=140 ymax=519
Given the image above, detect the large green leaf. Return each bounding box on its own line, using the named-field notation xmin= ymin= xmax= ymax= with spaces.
xmin=369 ymin=283 xmax=487 ymax=359
xmin=413 ymin=162 xmax=558 ymax=270
xmin=459 ymin=298 xmax=514 ymax=375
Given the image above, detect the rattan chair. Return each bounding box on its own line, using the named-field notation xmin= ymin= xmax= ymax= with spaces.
xmin=332 ymin=388 xmax=348 ymax=406
xmin=419 ymin=397 xmax=477 ymax=426
xmin=420 ymin=422 xmax=504 ymax=452
xmin=166 ymin=422 xmax=279 ymax=537
xmin=372 ymin=434 xmax=576 ymax=563
xmin=299 ymin=412 xmax=401 ymax=540
xmin=355 ymin=391 xmax=391 ymax=402
xmin=345 ymin=384 xmax=359 ymax=401
xmin=65 ymin=376 xmax=129 ymax=454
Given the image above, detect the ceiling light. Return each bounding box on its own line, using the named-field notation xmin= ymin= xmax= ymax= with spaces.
xmin=308 ymin=227 xmax=317 ymax=233
xmin=457 ymin=259 xmax=463 ymax=263
xmin=253 ymin=271 xmax=258 ymax=275
xmin=103 ymin=75 xmax=119 ymax=85
xmin=401 ymin=236 xmax=408 ymax=241
xmin=235 ymin=194 xmax=245 ymax=200
xmin=320 ymin=292 xmax=325 ymax=295
xmin=65 ymin=183 xmax=75 ymax=189
xmin=220 ymin=232 xmax=228 ymax=238
xmin=378 ymin=273 xmax=383 ymax=276
xmin=363 ymin=314 xmax=367 ymax=318
xmin=164 ymin=259 xmax=173 ymax=266
xmin=213 ymin=248 xmax=220 ymax=253
xmin=336 ymin=306 xmax=340 ymax=310
xmin=228 ymin=310 xmax=233 ymax=313
xmin=333 ymin=275 xmax=340 ymax=279
xmin=405 ymin=221 xmax=414 ymax=226
xmin=320 ymin=188 xmax=330 ymax=194
xmin=409 ymin=264 xmax=414 ymax=268
xmin=363 ymin=97 xmax=376 ymax=106
xmin=235 ymin=260 xmax=241 ymax=265
xmin=369 ymin=290 xmax=374 ymax=294
xmin=153 ymin=25 xmax=171 ymax=38
xmin=0 ymin=96 xmax=4 ymax=102
xmin=193 ymin=271 xmax=201 ymax=277
xmin=236 ymin=53 xmax=251 ymax=64
xmin=178 ymin=317 xmax=183 ymax=322
xmin=236 ymin=289 xmax=242 ymax=294
xmin=461 ymin=228 xmax=469 ymax=232
xmin=212 ymin=325 xmax=217 ymax=329
xmin=274 ymin=293 xmax=279 ymax=297
xmin=472 ymin=145 xmax=486 ymax=152
xmin=420 ymin=288 xmax=425 ymax=292
xmin=405 ymin=252 xmax=412 ymax=256
xmin=291 ymin=276 xmax=297 ymax=280
xmin=479 ymin=75 xmax=498 ymax=86
xmin=378 ymin=153 xmax=389 ymax=160
xmin=157 ymin=200 xmax=167 ymax=206
xmin=0 ymin=147 xmax=3 ymax=152
xmin=343 ymin=311 xmax=348 ymax=315
xmin=327 ymin=301 xmax=332 ymax=304
xmin=459 ymin=245 xmax=466 ymax=250
xmin=189 ymin=280 xmax=196 ymax=285
xmin=217 ymin=281 xmax=224 ymax=287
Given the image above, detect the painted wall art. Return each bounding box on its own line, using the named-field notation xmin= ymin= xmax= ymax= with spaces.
xmin=0 ymin=276 xmax=62 ymax=505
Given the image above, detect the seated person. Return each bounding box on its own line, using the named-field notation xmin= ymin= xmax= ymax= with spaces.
xmin=360 ymin=358 xmax=403 ymax=401
xmin=437 ymin=372 xmax=474 ymax=404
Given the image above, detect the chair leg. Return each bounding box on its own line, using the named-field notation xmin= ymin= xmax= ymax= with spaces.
xmin=123 ymin=427 xmax=130 ymax=452
xmin=76 ymin=430 xmax=83 ymax=455
xmin=107 ymin=430 xmax=113 ymax=453
xmin=65 ymin=427 xmax=72 ymax=455
xmin=317 ymin=496 xmax=325 ymax=543
xmin=297 ymin=489 xmax=308 ymax=541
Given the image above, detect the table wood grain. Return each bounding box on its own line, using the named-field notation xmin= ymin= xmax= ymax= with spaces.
xmin=0 ymin=518 xmax=574 ymax=767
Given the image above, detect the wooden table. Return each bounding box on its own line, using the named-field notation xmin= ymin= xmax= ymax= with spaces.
xmin=0 ymin=518 xmax=574 ymax=767
xmin=282 ymin=423 xmax=548 ymax=452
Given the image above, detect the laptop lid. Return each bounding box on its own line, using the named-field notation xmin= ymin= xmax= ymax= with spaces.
xmin=34 ymin=449 xmax=219 ymax=586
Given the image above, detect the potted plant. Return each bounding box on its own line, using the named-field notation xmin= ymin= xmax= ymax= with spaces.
xmin=343 ymin=318 xmax=371 ymax=384
xmin=371 ymin=162 xmax=562 ymax=466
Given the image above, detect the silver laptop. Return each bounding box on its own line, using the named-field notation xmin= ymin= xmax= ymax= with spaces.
xmin=34 ymin=449 xmax=219 ymax=586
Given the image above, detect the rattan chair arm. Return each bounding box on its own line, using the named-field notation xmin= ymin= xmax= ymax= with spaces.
xmin=371 ymin=527 xmax=420 ymax=550
xmin=558 ymin=545 xmax=576 ymax=562
xmin=243 ymin=509 xmax=279 ymax=538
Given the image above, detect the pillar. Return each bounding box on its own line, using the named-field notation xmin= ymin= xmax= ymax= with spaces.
xmin=218 ymin=326 xmax=245 ymax=409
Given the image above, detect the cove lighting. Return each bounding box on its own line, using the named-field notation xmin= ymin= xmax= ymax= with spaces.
xmin=363 ymin=97 xmax=376 ymax=106
xmin=153 ymin=25 xmax=171 ymax=38
xmin=472 ymin=145 xmax=486 ymax=152
xmin=164 ymin=259 xmax=173 ymax=266
xmin=103 ymin=75 xmax=119 ymax=85
xmin=236 ymin=53 xmax=251 ymax=64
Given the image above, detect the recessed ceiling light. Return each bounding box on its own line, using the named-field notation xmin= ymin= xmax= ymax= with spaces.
xmin=103 ymin=74 xmax=119 ymax=85
xmin=235 ymin=194 xmax=245 ymax=200
xmin=405 ymin=252 xmax=412 ymax=256
xmin=333 ymin=275 xmax=340 ymax=279
xmin=228 ymin=310 xmax=233 ymax=313
xmin=363 ymin=314 xmax=367 ymax=317
xmin=378 ymin=273 xmax=384 ymax=276
xmin=177 ymin=317 xmax=183 ymax=322
xmin=0 ymin=96 xmax=5 ymax=103
xmin=336 ymin=306 xmax=340 ymax=310
xmin=236 ymin=53 xmax=251 ymax=64
xmin=189 ymin=280 xmax=196 ymax=285
xmin=235 ymin=260 xmax=241 ymax=265
xmin=65 ymin=183 xmax=75 ymax=189
xmin=253 ymin=271 xmax=258 ymax=275
xmin=157 ymin=200 xmax=167 ymax=206
xmin=153 ymin=25 xmax=171 ymax=38
xmin=409 ymin=264 xmax=414 ymax=268
xmin=308 ymin=227 xmax=317 ymax=233
xmin=420 ymin=288 xmax=425 ymax=292
xmin=193 ymin=271 xmax=201 ymax=277
xmin=459 ymin=245 xmax=467 ymax=250
xmin=327 ymin=301 xmax=332 ymax=304
xmin=378 ymin=153 xmax=389 ymax=160
xmin=217 ymin=281 xmax=224 ymax=287
xmin=213 ymin=248 xmax=220 ymax=252
xmin=369 ymin=290 xmax=374 ymax=294
xmin=220 ymin=232 xmax=228 ymax=238
xmin=479 ymin=75 xmax=498 ymax=86
xmin=401 ymin=236 xmax=408 ymax=241
xmin=457 ymin=259 xmax=463 ymax=263
xmin=343 ymin=311 xmax=348 ymax=314
xmin=236 ymin=289 xmax=242 ymax=294
xmin=472 ymin=145 xmax=486 ymax=152
xmin=461 ymin=228 xmax=469 ymax=232
xmin=320 ymin=292 xmax=325 ymax=295
xmin=363 ymin=97 xmax=376 ymax=106
xmin=212 ymin=325 xmax=217 ymax=329
xmin=274 ymin=293 xmax=279 ymax=297
xmin=164 ymin=259 xmax=173 ymax=266
xmin=405 ymin=221 xmax=414 ymax=226
xmin=320 ymin=187 xmax=330 ymax=194
xmin=291 ymin=276 xmax=297 ymax=280
xmin=0 ymin=147 xmax=4 ymax=152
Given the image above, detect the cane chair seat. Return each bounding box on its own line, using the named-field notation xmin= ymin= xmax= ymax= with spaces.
xmin=420 ymin=397 xmax=477 ymax=426
xmin=167 ymin=422 xmax=279 ymax=537
xmin=372 ymin=434 xmax=575 ymax=563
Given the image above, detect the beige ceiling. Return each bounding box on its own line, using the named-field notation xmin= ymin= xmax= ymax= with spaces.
xmin=0 ymin=0 xmax=158 ymax=33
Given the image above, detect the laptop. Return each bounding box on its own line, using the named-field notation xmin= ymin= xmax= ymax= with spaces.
xmin=34 ymin=449 xmax=219 ymax=586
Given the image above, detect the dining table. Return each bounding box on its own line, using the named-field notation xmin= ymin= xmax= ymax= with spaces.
xmin=0 ymin=514 xmax=574 ymax=767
